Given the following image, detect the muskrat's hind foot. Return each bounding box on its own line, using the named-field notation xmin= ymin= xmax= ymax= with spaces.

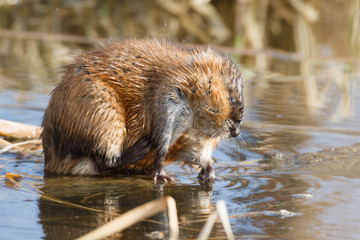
xmin=120 ymin=138 xmax=151 ymax=165
xmin=106 ymin=138 xmax=151 ymax=171
xmin=198 ymin=164 xmax=215 ymax=183
xmin=153 ymin=156 xmax=175 ymax=183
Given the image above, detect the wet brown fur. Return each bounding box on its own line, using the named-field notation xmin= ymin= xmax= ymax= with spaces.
xmin=41 ymin=38 xmax=244 ymax=180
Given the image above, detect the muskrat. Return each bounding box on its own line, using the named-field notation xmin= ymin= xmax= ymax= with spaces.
xmin=41 ymin=38 xmax=244 ymax=182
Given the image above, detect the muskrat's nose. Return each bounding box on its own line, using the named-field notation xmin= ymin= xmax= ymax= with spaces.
xmin=230 ymin=128 xmax=240 ymax=138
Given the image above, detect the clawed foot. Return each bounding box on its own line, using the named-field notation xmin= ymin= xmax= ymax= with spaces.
xmin=153 ymin=169 xmax=174 ymax=183
xmin=153 ymin=156 xmax=174 ymax=183
xmin=197 ymin=164 xmax=215 ymax=184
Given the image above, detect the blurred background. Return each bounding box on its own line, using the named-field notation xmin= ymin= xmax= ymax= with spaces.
xmin=0 ymin=0 xmax=359 ymax=124
xmin=0 ymin=0 xmax=359 ymax=88
xmin=1 ymin=1 xmax=360 ymax=239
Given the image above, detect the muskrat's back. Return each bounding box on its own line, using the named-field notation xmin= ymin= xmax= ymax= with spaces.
xmin=42 ymin=38 xmax=244 ymax=182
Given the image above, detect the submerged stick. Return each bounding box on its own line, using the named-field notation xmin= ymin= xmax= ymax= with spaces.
xmin=76 ymin=196 xmax=179 ymax=240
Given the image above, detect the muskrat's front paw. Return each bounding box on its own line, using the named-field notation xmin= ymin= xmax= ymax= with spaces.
xmin=198 ymin=165 xmax=216 ymax=183
xmin=153 ymin=170 xmax=174 ymax=183
xmin=153 ymin=156 xmax=174 ymax=183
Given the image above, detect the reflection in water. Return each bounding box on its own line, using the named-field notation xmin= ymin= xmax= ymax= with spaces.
xmin=36 ymin=162 xmax=317 ymax=239
xmin=38 ymin=175 xmax=216 ymax=239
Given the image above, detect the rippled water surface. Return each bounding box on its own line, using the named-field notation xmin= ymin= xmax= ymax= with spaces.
xmin=1 ymin=61 xmax=359 ymax=240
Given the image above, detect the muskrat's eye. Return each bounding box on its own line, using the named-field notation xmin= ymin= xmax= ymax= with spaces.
xmin=233 ymin=118 xmax=242 ymax=124
xmin=176 ymin=87 xmax=184 ymax=99
xmin=239 ymin=102 xmax=245 ymax=113
xmin=230 ymin=97 xmax=235 ymax=105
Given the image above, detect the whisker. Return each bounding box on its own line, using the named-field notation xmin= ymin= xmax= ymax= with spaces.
xmin=236 ymin=135 xmax=248 ymax=153
xmin=211 ymin=126 xmax=223 ymax=139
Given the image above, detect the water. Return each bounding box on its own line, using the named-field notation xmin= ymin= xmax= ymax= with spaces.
xmin=1 ymin=59 xmax=359 ymax=240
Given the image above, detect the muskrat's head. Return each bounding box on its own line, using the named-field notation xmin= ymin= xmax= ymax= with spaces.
xmin=182 ymin=49 xmax=244 ymax=139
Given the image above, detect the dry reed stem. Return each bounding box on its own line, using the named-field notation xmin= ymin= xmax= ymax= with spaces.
xmin=196 ymin=211 xmax=218 ymax=240
xmin=0 ymin=139 xmax=42 ymax=154
xmin=4 ymin=172 xmax=23 ymax=188
xmin=289 ymin=0 xmax=319 ymax=22
xmin=156 ymin=0 xmax=229 ymax=43
xmin=196 ymin=200 xmax=235 ymax=240
xmin=0 ymin=119 xmax=41 ymax=139
xmin=216 ymin=200 xmax=235 ymax=240
xmin=76 ymin=196 xmax=179 ymax=240
xmin=167 ymin=196 xmax=180 ymax=240
xmin=350 ymin=0 xmax=360 ymax=56
xmin=1 ymin=29 xmax=360 ymax=64
xmin=0 ymin=29 xmax=102 ymax=45
xmin=39 ymin=192 xmax=103 ymax=213
xmin=0 ymin=138 xmax=37 ymax=154
xmin=0 ymin=138 xmax=18 ymax=149
xmin=5 ymin=172 xmax=22 ymax=180
xmin=238 ymin=0 xmax=268 ymax=71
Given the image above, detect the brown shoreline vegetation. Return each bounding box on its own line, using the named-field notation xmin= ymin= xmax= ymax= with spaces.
xmin=1 ymin=0 xmax=359 ymax=76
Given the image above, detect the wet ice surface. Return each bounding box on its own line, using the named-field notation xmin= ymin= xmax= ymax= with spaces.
xmin=1 ymin=74 xmax=360 ymax=239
